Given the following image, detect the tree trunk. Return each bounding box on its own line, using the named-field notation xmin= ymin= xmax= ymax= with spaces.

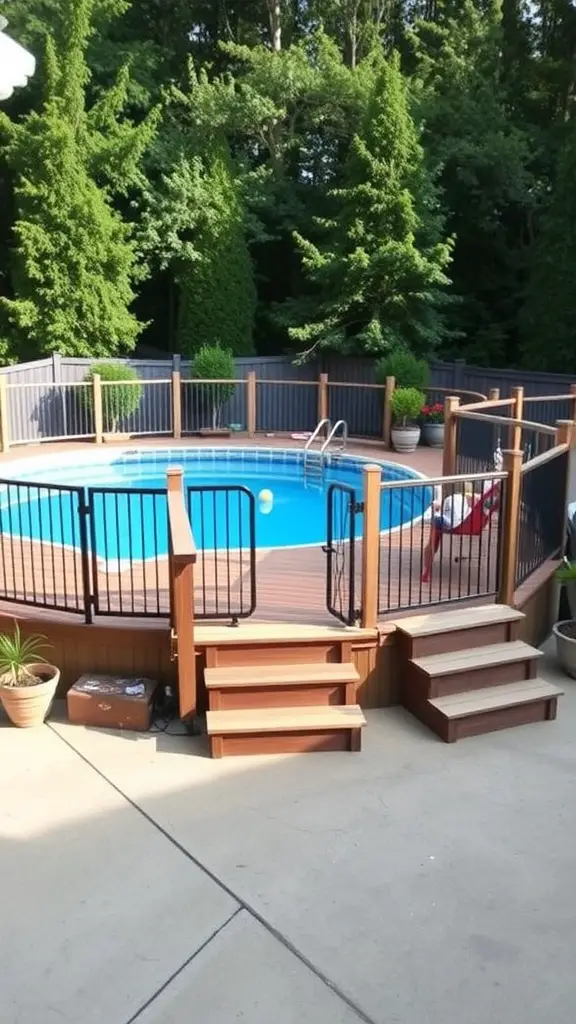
xmin=266 ymin=0 xmax=282 ymax=52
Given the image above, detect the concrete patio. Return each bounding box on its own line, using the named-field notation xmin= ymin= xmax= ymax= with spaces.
xmin=2 ymin=637 xmax=576 ymax=1024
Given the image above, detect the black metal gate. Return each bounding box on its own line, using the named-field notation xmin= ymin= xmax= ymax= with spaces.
xmin=187 ymin=485 xmax=256 ymax=621
xmin=325 ymin=482 xmax=358 ymax=625
xmin=87 ymin=486 xmax=169 ymax=617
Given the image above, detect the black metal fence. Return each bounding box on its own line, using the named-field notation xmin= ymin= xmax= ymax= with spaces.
xmin=516 ymin=451 xmax=568 ymax=587
xmin=187 ymin=485 xmax=256 ymax=621
xmin=325 ymin=483 xmax=359 ymax=625
xmin=0 ymin=479 xmax=90 ymax=615
xmin=455 ymin=414 xmax=506 ymax=476
xmin=378 ymin=473 xmax=505 ymax=614
xmin=88 ymin=487 xmax=169 ymax=617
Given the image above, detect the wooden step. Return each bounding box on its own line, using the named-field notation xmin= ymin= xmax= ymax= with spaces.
xmin=408 ymin=641 xmax=542 ymax=699
xmin=395 ymin=604 xmax=524 ymax=657
xmin=206 ymin=704 xmax=366 ymax=757
xmin=205 ymin=662 xmax=359 ymax=710
xmin=420 ymin=679 xmax=563 ymax=743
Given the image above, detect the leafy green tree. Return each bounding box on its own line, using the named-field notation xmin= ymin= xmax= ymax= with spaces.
xmin=288 ymin=53 xmax=453 ymax=359
xmin=0 ymin=0 xmax=157 ymax=361
xmin=139 ymin=134 xmax=256 ymax=356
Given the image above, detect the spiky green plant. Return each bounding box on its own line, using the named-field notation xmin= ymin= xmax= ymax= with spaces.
xmin=0 ymin=623 xmax=48 ymax=687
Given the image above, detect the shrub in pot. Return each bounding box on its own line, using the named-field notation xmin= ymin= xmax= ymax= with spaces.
xmin=83 ymin=361 xmax=143 ymax=436
xmin=390 ymin=387 xmax=425 ymax=453
xmin=420 ymin=402 xmax=445 ymax=448
xmin=0 ymin=624 xmax=60 ymax=728
xmin=553 ymin=562 xmax=576 ymax=679
xmin=190 ymin=344 xmax=236 ymax=434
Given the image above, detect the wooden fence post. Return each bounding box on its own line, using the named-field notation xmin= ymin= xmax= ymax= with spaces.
xmin=509 ymin=385 xmax=524 ymax=451
xmin=0 ymin=375 xmax=10 ymax=452
xmin=318 ymin=372 xmax=328 ymax=423
xmin=247 ymin=371 xmax=256 ymax=437
xmin=556 ymin=419 xmax=573 ymax=449
xmin=167 ymin=468 xmax=197 ymax=721
xmin=361 ymin=464 xmax=382 ymax=629
xmin=488 ymin=387 xmax=500 ymax=401
xmin=498 ymin=448 xmax=523 ymax=606
xmin=93 ymin=372 xmax=103 ymax=444
xmin=172 ymin=369 xmax=182 ymax=440
xmin=570 ymin=384 xmax=576 ymax=439
xmin=383 ymin=375 xmax=395 ymax=447
xmin=442 ymin=396 xmax=460 ymax=477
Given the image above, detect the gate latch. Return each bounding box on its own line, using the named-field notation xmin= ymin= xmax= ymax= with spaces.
xmin=353 ymin=501 xmax=365 ymax=514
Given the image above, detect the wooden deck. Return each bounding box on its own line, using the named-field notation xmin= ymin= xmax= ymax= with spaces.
xmin=0 ymin=436 xmax=503 ymax=626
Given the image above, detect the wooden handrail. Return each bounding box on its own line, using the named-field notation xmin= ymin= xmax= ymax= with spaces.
xmin=327 ymin=381 xmax=385 ymax=390
xmin=380 ymin=470 xmax=507 ymax=491
xmin=520 ymin=443 xmax=569 ymax=474
xmin=523 ymin=394 xmax=576 ymax=404
xmin=458 ymin=397 xmax=515 ymax=411
xmin=454 ymin=409 xmax=558 ymax=434
xmin=425 ymin=385 xmax=487 ymax=402
xmin=255 ymin=378 xmax=318 ymax=386
xmin=167 ymin=470 xmax=196 ymax=564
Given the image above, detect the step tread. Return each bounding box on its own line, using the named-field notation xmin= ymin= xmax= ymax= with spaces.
xmin=412 ymin=640 xmax=542 ymax=676
xmin=395 ymin=603 xmax=524 ymax=639
xmin=207 ymin=704 xmax=367 ymax=736
xmin=205 ymin=662 xmax=360 ymax=689
xmin=428 ymin=678 xmax=563 ymax=719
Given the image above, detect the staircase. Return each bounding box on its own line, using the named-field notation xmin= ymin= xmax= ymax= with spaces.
xmin=396 ymin=604 xmax=563 ymax=743
xmin=205 ymin=652 xmax=366 ymax=757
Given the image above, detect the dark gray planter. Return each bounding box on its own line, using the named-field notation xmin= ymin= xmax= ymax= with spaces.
xmin=553 ymin=620 xmax=576 ymax=680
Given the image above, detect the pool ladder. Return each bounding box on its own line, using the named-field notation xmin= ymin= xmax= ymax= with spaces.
xmin=303 ymin=418 xmax=348 ymax=484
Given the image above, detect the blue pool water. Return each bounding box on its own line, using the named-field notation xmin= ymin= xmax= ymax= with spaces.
xmin=0 ymin=448 xmax=432 ymax=559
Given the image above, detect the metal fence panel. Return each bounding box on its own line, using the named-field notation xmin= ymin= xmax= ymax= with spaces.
xmin=88 ymin=487 xmax=169 ymax=616
xmin=187 ymin=485 xmax=256 ymax=621
xmin=0 ymin=478 xmax=89 ymax=615
xmin=516 ymin=451 xmax=568 ymax=586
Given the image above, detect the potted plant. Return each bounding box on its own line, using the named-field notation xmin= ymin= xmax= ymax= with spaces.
xmin=84 ymin=361 xmax=143 ymax=440
xmin=0 ymin=623 xmax=60 ymax=728
xmin=420 ymin=402 xmax=445 ymax=448
xmin=390 ymin=387 xmax=426 ymax=453
xmin=191 ymin=344 xmax=236 ymax=436
xmin=553 ymin=561 xmax=576 ymax=679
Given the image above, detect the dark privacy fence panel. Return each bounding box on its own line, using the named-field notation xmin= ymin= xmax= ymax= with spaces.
xmin=516 ymin=451 xmax=568 ymax=587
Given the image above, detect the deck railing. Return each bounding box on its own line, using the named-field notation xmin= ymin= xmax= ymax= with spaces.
xmin=0 ymin=371 xmax=574 ymax=630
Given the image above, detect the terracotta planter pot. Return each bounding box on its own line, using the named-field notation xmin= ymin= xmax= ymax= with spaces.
xmin=0 ymin=664 xmax=60 ymax=728
xmin=421 ymin=422 xmax=444 ymax=449
xmin=391 ymin=425 xmax=421 ymax=454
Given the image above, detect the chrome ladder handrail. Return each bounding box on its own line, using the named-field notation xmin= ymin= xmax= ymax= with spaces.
xmin=304 ymin=418 xmax=331 ymax=450
xmin=320 ymin=419 xmax=348 ymax=455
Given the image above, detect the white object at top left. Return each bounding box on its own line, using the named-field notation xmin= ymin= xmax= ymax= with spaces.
xmin=0 ymin=27 xmax=35 ymax=100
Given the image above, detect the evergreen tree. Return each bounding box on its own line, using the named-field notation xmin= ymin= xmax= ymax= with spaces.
xmin=288 ymin=53 xmax=453 ymax=358
xmin=176 ymin=141 xmax=257 ymax=356
xmin=0 ymin=0 xmax=157 ymax=360
xmin=410 ymin=2 xmax=534 ymax=366
xmin=519 ymin=125 xmax=576 ymax=372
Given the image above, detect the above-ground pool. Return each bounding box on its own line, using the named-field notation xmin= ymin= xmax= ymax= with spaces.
xmin=0 ymin=448 xmax=432 ymax=559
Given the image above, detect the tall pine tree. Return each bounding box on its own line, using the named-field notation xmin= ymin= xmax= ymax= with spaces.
xmin=0 ymin=0 xmax=157 ymax=360
xmin=288 ymin=53 xmax=453 ymax=358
